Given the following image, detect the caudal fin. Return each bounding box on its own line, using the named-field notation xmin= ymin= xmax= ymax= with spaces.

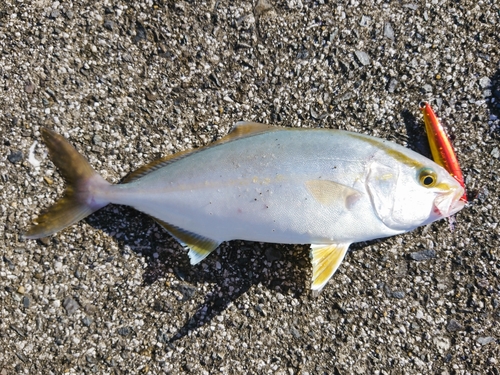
xmin=22 ymin=128 xmax=111 ymax=239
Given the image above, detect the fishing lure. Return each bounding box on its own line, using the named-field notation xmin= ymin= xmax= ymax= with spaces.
xmin=420 ymin=102 xmax=467 ymax=202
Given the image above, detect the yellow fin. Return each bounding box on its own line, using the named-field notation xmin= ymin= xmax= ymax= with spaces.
xmin=227 ymin=121 xmax=278 ymax=138
xmin=123 ymin=122 xmax=280 ymax=183
xmin=305 ymin=180 xmax=362 ymax=208
xmin=23 ymin=128 xmax=111 ymax=239
xmin=153 ymin=219 xmax=220 ymax=264
xmin=310 ymin=243 xmax=350 ymax=291
xmin=122 ymin=149 xmax=194 ymax=183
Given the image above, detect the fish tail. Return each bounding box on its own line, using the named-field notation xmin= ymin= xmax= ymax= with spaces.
xmin=22 ymin=128 xmax=111 ymax=239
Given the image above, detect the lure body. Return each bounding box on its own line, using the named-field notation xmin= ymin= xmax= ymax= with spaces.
xmin=24 ymin=123 xmax=465 ymax=290
xmin=420 ymin=102 xmax=467 ymax=202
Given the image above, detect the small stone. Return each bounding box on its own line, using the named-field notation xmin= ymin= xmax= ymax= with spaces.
xmin=82 ymin=316 xmax=92 ymax=327
xmin=446 ymin=319 xmax=464 ymax=332
xmin=44 ymin=176 xmax=53 ymax=185
xmin=354 ymin=50 xmax=370 ymax=66
xmin=477 ymin=337 xmax=495 ymax=345
xmin=146 ymin=92 xmax=158 ymax=101
xmin=24 ymin=82 xmax=35 ymax=94
xmin=297 ymin=49 xmax=309 ymax=60
xmin=479 ymin=77 xmax=491 ymax=88
xmin=410 ymin=250 xmax=436 ymax=261
xmin=387 ymin=78 xmax=398 ymax=93
xmin=384 ymin=23 xmax=395 ymax=40
xmin=92 ymin=134 xmax=102 ymax=146
xmin=134 ymin=21 xmax=147 ymax=43
xmin=38 ymin=237 xmax=51 ymax=246
xmin=17 ymin=286 xmax=25 ymax=294
xmin=7 ymin=150 xmax=23 ymax=164
xmin=22 ymin=296 xmax=30 ymax=308
xmin=433 ymin=336 xmax=451 ymax=353
xmin=118 ymin=326 xmax=131 ymax=336
xmin=290 ymin=326 xmax=301 ymax=339
xmin=103 ymin=20 xmax=114 ymax=31
xmin=359 ymin=15 xmax=371 ymax=27
xmin=421 ymin=84 xmax=433 ymax=93
xmin=54 ymin=261 xmax=63 ymax=272
xmin=50 ymin=9 xmax=60 ymax=19
xmin=392 ymin=291 xmax=405 ymax=299
xmin=403 ymin=3 xmax=418 ymax=10
xmin=491 ymin=148 xmax=499 ymax=159
xmin=63 ymin=297 xmax=80 ymax=315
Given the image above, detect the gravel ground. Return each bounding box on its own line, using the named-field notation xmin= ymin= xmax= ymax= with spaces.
xmin=1 ymin=0 xmax=499 ymax=374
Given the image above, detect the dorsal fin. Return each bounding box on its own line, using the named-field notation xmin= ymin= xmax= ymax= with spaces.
xmin=227 ymin=121 xmax=278 ymax=138
xmin=122 ymin=148 xmax=194 ymax=183
xmin=122 ymin=122 xmax=281 ymax=183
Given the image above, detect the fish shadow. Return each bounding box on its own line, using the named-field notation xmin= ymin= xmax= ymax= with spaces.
xmin=85 ymin=205 xmax=311 ymax=342
xmin=400 ymin=108 xmax=432 ymax=158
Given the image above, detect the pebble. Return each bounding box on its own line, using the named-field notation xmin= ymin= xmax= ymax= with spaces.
xmin=93 ymin=134 xmax=103 ymax=146
xmin=24 ymin=82 xmax=35 ymax=94
xmin=490 ymin=147 xmax=499 ymax=159
xmin=421 ymin=84 xmax=433 ymax=93
xmin=384 ymin=23 xmax=395 ymax=40
xmin=22 ymin=296 xmax=30 ymax=308
xmin=409 ymin=250 xmax=436 ymax=261
xmin=387 ymin=78 xmax=398 ymax=93
xmin=446 ymin=319 xmax=464 ymax=332
xmin=392 ymin=291 xmax=405 ymax=299
xmin=134 ymin=22 xmax=147 ymax=43
xmin=433 ymin=337 xmax=451 ymax=353
xmin=50 ymin=9 xmax=60 ymax=19
xmin=63 ymin=297 xmax=80 ymax=315
xmin=354 ymin=51 xmax=370 ymax=66
xmin=103 ymin=20 xmax=114 ymax=31
xmin=477 ymin=337 xmax=495 ymax=346
xmin=7 ymin=150 xmax=23 ymax=164
xmin=82 ymin=316 xmax=92 ymax=327
xmin=118 ymin=326 xmax=132 ymax=336
xmin=479 ymin=77 xmax=491 ymax=88
xmin=359 ymin=15 xmax=371 ymax=27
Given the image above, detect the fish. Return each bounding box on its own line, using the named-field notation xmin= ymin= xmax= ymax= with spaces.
xmin=420 ymin=102 xmax=467 ymax=202
xmin=23 ymin=122 xmax=465 ymax=290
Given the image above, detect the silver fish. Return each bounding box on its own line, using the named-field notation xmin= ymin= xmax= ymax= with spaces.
xmin=23 ymin=122 xmax=465 ymax=290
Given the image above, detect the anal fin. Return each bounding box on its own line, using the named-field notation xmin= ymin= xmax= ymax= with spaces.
xmin=154 ymin=218 xmax=220 ymax=264
xmin=310 ymin=243 xmax=350 ymax=291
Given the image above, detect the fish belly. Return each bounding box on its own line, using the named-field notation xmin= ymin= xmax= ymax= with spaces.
xmin=107 ymin=130 xmax=402 ymax=244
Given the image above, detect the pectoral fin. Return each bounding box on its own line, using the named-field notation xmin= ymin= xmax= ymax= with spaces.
xmin=305 ymin=180 xmax=362 ymax=209
xmin=310 ymin=243 xmax=350 ymax=291
xmin=154 ymin=219 xmax=220 ymax=264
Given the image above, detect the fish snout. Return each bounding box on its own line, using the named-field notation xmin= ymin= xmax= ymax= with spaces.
xmin=433 ymin=185 xmax=465 ymax=218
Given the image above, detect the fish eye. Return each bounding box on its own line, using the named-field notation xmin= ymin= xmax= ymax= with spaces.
xmin=418 ymin=168 xmax=437 ymax=188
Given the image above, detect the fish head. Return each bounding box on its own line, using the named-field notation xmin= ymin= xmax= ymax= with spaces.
xmin=366 ymin=148 xmax=465 ymax=232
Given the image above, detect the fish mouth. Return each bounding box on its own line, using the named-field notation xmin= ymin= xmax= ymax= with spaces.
xmin=433 ymin=186 xmax=466 ymax=217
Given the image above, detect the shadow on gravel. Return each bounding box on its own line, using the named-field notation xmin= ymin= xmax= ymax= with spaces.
xmin=86 ymin=205 xmax=310 ymax=342
xmin=486 ymin=67 xmax=500 ymax=136
xmin=401 ymin=107 xmax=432 ymax=158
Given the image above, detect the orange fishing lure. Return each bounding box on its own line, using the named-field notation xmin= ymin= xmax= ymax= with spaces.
xmin=420 ymin=102 xmax=467 ymax=202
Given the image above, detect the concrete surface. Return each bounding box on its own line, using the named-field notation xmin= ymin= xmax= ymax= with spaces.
xmin=1 ymin=0 xmax=499 ymax=373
